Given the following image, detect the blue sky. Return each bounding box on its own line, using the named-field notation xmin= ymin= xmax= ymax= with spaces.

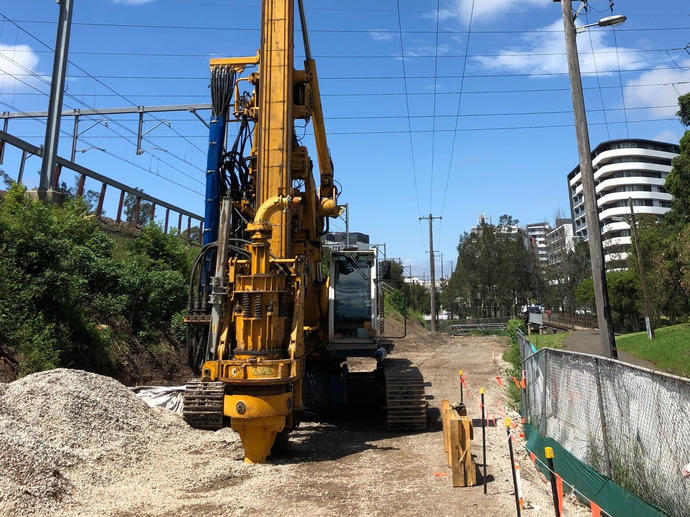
xmin=1 ymin=0 xmax=689 ymax=278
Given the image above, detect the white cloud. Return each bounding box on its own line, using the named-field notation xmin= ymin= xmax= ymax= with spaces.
xmin=653 ymin=130 xmax=681 ymax=144
xmin=0 ymin=44 xmax=40 ymax=92
xmin=474 ymin=19 xmax=646 ymax=77
xmin=113 ymin=0 xmax=156 ymax=4
xmin=430 ymin=0 xmax=553 ymax=22
xmin=369 ymin=30 xmax=394 ymax=42
xmin=624 ymin=60 xmax=690 ymax=118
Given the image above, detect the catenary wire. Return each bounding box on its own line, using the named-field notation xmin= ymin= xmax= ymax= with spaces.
xmin=0 ymin=13 xmax=207 ymax=159
xmin=394 ymin=0 xmax=426 ymax=253
xmin=584 ymin=12 xmax=610 ymax=140
xmin=440 ymin=0 xmax=475 ymax=220
xmin=429 ymin=0 xmax=441 ymax=213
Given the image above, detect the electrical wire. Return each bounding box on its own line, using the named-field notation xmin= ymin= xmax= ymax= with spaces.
xmin=15 ymin=115 xmax=675 ymax=139
xmin=429 ymin=0 xmax=440 ymax=213
xmin=612 ymin=26 xmax=630 ymax=138
xmin=584 ymin=12 xmax=610 ymax=140
xmin=441 ymin=0 xmax=475 ymax=220
xmin=0 ymin=98 xmax=203 ymax=196
xmin=7 ymin=65 xmax=683 ymax=81
xmin=5 ymin=81 xmax=688 ymax=99
xmin=8 ymin=18 xmax=690 ymax=35
xmin=0 ymin=52 xmax=204 ymax=185
xmin=394 ymin=0 xmax=425 ymax=253
xmin=0 ymin=13 xmax=206 ymax=158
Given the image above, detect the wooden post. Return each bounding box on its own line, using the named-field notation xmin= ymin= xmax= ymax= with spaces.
xmin=442 ymin=399 xmax=451 ymax=455
xmin=178 ymin=213 xmax=183 ymax=234
xmin=95 ymin=183 xmax=107 ymax=218
xmin=187 ymin=216 xmax=191 ymax=239
xmin=76 ymin=174 xmax=86 ymax=197
xmin=116 ymin=190 xmax=125 ymax=223
xmin=450 ymin=416 xmax=477 ymax=487
xmin=164 ymin=208 xmax=170 ymax=233
xmin=132 ymin=196 xmax=141 ymax=227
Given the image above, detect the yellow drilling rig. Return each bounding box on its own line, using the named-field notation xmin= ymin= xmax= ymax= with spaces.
xmin=184 ymin=0 xmax=426 ymax=463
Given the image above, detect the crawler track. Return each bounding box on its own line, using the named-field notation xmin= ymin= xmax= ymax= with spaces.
xmin=383 ymin=359 xmax=427 ymax=432
xmin=182 ymin=381 xmax=225 ymax=431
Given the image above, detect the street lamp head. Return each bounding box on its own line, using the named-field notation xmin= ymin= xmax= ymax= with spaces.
xmin=597 ymin=14 xmax=626 ymax=28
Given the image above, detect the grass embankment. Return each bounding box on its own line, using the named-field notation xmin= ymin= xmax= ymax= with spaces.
xmin=616 ymin=323 xmax=690 ymax=378
xmin=530 ymin=331 xmax=571 ymax=350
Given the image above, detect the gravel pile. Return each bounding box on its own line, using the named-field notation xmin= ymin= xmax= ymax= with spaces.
xmin=0 ymin=368 xmax=189 ymax=516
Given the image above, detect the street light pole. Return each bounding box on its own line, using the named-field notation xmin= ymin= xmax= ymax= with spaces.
xmin=628 ymin=198 xmax=655 ymax=339
xmin=560 ymin=0 xmax=618 ymax=358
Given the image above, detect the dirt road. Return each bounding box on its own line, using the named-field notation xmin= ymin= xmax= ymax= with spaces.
xmin=2 ymin=332 xmax=589 ymax=517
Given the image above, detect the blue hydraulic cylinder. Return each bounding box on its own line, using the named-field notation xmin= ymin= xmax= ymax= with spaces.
xmin=203 ymin=115 xmax=227 ymax=246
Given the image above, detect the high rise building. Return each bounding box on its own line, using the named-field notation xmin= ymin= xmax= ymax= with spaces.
xmin=567 ymin=139 xmax=679 ymax=269
xmin=525 ymin=222 xmax=551 ymax=266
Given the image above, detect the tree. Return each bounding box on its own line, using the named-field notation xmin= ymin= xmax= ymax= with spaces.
xmin=124 ymin=188 xmax=153 ymax=226
xmin=665 ymin=93 xmax=690 ymax=225
xmin=443 ymin=216 xmax=536 ymax=318
xmin=544 ymin=239 xmax=591 ymax=313
xmin=576 ymin=270 xmax=641 ymax=332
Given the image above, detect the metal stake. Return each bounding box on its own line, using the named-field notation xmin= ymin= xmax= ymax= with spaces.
xmin=506 ymin=418 xmax=521 ymax=517
xmin=481 ymin=387 xmax=487 ymax=494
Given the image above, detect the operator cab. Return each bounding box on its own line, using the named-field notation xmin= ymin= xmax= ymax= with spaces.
xmin=327 ymin=249 xmax=391 ymax=357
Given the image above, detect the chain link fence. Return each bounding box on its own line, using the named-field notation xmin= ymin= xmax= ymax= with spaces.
xmin=519 ymin=331 xmax=690 ymax=516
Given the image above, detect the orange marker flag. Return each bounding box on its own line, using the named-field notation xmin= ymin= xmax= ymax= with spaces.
xmin=511 ymin=376 xmax=521 ymax=389
xmin=555 ymin=474 xmax=564 ymax=515
xmin=591 ymin=501 xmax=602 ymax=517
xmin=521 ymin=376 xmax=526 ymax=389
xmin=529 ymin=452 xmax=537 ymax=464
xmin=496 ymin=376 xmax=504 ymax=387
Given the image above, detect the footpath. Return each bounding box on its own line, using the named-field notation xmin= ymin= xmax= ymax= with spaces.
xmin=563 ymin=329 xmax=657 ymax=369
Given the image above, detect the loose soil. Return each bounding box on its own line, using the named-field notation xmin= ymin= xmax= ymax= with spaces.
xmin=1 ymin=326 xmax=590 ymax=516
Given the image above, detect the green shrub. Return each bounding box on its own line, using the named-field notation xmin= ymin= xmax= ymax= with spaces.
xmin=503 ymin=318 xmax=526 ymax=410
xmin=0 ymin=184 xmax=194 ymax=376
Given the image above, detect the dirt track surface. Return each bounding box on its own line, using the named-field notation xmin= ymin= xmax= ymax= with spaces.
xmin=2 ymin=333 xmax=590 ymax=517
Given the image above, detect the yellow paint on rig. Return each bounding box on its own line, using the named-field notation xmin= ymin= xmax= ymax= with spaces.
xmin=225 ymin=393 xmax=291 ymax=463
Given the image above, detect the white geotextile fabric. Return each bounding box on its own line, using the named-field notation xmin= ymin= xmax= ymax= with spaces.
xmin=130 ymin=386 xmax=186 ymax=413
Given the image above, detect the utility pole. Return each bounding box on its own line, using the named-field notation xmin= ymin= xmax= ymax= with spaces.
xmin=560 ymin=0 xmax=618 ymax=358
xmin=420 ymin=214 xmax=442 ymax=331
xmin=628 ymin=198 xmax=655 ymax=339
xmin=344 ymin=202 xmax=350 ymax=246
xmin=39 ymin=0 xmax=74 ymax=197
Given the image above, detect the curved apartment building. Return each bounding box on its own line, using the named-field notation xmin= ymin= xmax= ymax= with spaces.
xmin=567 ymin=139 xmax=679 ymax=269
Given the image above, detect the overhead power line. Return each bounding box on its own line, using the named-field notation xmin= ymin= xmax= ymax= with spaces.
xmin=0 ymin=100 xmax=203 ymax=196
xmin=441 ymin=0 xmax=476 ymax=218
xmin=5 ymin=80 xmax=688 ymax=99
xmin=0 ymin=13 xmax=206 ymax=159
xmin=8 ymin=18 xmax=690 ymax=34
xmin=8 ymin=47 xmax=687 ymax=59
xmin=7 ymin=66 xmax=683 ymax=81
xmin=394 ymin=0 xmax=426 ymax=252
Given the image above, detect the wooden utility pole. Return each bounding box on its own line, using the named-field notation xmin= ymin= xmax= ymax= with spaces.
xmin=420 ymin=214 xmax=442 ymax=331
xmin=560 ymin=0 xmax=618 ymax=358
xmin=628 ymin=198 xmax=655 ymax=339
